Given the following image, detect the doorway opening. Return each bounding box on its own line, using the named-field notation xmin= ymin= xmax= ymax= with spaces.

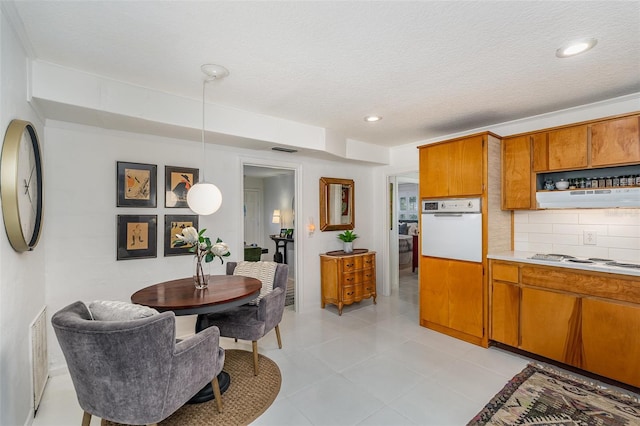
xmin=243 ymin=165 xmax=296 ymax=308
xmin=388 ymin=172 xmax=419 ymax=304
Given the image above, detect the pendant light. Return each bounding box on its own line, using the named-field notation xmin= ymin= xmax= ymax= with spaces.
xmin=186 ymin=64 xmax=229 ymax=215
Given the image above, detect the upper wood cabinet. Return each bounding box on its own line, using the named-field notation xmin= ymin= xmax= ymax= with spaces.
xmin=534 ymin=125 xmax=588 ymax=171
xmin=420 ymin=135 xmax=484 ymax=198
xmin=420 ymin=142 xmax=449 ymax=198
xmin=591 ymin=115 xmax=640 ymax=167
xmin=502 ymin=135 xmax=532 ymax=209
xmin=501 ymin=112 xmax=640 ymax=210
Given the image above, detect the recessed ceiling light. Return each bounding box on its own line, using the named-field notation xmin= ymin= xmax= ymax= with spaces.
xmin=556 ymin=38 xmax=598 ymax=58
xmin=364 ymin=115 xmax=382 ymax=122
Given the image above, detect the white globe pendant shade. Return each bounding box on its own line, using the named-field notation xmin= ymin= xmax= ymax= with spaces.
xmin=186 ymin=182 xmax=222 ymax=215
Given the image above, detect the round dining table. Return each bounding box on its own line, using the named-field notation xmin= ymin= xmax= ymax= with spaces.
xmin=131 ymin=274 xmax=262 ymax=403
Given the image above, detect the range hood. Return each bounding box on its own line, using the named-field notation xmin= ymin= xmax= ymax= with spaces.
xmin=536 ymin=187 xmax=640 ymax=209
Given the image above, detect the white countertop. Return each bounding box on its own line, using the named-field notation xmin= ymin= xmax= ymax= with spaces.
xmin=487 ymin=251 xmax=640 ymax=278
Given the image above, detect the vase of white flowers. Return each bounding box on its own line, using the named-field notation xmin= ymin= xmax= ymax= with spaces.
xmin=174 ymin=227 xmax=230 ymax=289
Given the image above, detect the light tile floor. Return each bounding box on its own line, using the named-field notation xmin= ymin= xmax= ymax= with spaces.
xmin=34 ymin=270 xmax=538 ymax=425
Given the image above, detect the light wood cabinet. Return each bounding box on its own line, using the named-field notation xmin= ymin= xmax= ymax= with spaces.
xmin=520 ymin=287 xmax=581 ymax=365
xmin=490 ymin=262 xmax=520 ymax=347
xmin=547 ymin=125 xmax=588 ymax=170
xmin=320 ymin=251 xmax=376 ymax=315
xmin=531 ymin=125 xmax=589 ymax=172
xmin=501 ymin=112 xmax=640 ymax=210
xmin=420 ymin=142 xmax=449 ymax=198
xmin=420 ymin=257 xmax=484 ymax=344
xmin=420 ymin=135 xmax=484 ymax=198
xmin=501 ymin=135 xmax=533 ymax=209
xmin=489 ymin=259 xmax=640 ymax=387
xmin=591 ymin=115 xmax=640 ymax=167
xmin=582 ymin=298 xmax=640 ymax=386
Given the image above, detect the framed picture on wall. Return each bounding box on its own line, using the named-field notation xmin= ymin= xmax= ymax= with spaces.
xmin=164 ymin=214 xmax=198 ymax=256
xmin=117 ymin=215 xmax=157 ymax=260
xmin=400 ymin=197 xmax=407 ymax=211
xmin=116 ymin=161 xmax=157 ymax=207
xmin=165 ymin=166 xmax=199 ymax=208
xmin=409 ymin=196 xmax=417 ymax=211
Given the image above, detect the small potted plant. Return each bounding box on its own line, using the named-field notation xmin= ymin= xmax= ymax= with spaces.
xmin=337 ymin=230 xmax=358 ymax=253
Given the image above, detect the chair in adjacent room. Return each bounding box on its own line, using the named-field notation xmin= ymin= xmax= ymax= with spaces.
xmin=52 ymin=300 xmax=225 ymax=426
xmin=196 ymin=261 xmax=288 ymax=375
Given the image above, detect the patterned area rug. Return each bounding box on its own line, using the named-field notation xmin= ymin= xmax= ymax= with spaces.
xmin=468 ymin=363 xmax=640 ymax=425
xmin=105 ymin=350 xmax=281 ymax=425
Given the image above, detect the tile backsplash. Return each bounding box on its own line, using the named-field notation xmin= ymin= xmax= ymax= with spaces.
xmin=513 ymin=209 xmax=640 ymax=262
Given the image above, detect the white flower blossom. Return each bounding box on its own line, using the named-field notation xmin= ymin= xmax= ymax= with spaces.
xmin=211 ymin=242 xmax=230 ymax=257
xmin=176 ymin=226 xmax=199 ymax=245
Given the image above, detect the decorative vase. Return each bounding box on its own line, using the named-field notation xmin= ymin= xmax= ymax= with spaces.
xmin=193 ymin=256 xmax=210 ymax=289
xmin=343 ymin=242 xmax=353 ymax=253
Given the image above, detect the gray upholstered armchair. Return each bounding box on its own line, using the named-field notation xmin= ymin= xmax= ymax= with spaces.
xmin=196 ymin=261 xmax=288 ymax=375
xmin=52 ymin=301 xmax=225 ymax=426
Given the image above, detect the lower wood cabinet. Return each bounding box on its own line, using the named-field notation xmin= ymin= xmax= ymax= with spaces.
xmin=582 ymin=298 xmax=640 ymax=386
xmin=520 ymin=287 xmax=581 ymax=366
xmin=490 ymin=281 xmax=519 ymax=347
xmin=489 ymin=259 xmax=640 ymax=387
xmin=320 ymin=251 xmax=376 ymax=315
xmin=420 ymin=257 xmax=485 ymax=346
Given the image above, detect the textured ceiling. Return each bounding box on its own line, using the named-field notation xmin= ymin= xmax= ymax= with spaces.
xmin=9 ymin=1 xmax=640 ymax=147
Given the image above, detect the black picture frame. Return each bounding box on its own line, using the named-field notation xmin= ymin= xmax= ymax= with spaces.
xmin=165 ymin=165 xmax=199 ymax=208
xmin=117 ymin=161 xmax=157 ymax=207
xmin=117 ymin=215 xmax=157 ymax=260
xmin=164 ymin=214 xmax=199 ymax=256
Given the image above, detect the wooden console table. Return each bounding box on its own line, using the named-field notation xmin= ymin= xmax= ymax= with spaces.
xmin=320 ymin=250 xmax=376 ymax=315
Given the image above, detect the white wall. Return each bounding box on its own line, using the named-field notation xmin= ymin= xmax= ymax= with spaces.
xmin=0 ymin=10 xmax=47 ymax=426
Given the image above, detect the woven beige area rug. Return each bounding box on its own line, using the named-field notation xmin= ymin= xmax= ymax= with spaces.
xmin=107 ymin=349 xmax=281 ymax=426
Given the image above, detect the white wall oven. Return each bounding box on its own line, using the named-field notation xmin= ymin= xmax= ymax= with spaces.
xmin=421 ymin=198 xmax=482 ymax=263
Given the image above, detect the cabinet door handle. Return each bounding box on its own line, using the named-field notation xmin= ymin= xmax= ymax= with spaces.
xmin=346 ymin=277 xmax=353 ymax=282
xmin=346 ymin=291 xmax=354 ymax=296
xmin=346 ymin=263 xmax=354 ymax=268
xmin=365 ymin=274 xmax=371 ymax=278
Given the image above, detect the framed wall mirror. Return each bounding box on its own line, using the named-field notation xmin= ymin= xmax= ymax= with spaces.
xmin=319 ymin=177 xmax=355 ymax=231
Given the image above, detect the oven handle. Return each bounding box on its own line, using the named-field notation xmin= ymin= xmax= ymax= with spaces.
xmin=433 ymin=213 xmax=463 ymax=217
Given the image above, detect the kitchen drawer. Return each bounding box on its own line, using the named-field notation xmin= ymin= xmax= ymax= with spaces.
xmin=492 ymin=262 xmax=519 ymax=283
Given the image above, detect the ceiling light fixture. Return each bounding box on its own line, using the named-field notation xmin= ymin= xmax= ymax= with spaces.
xmin=364 ymin=115 xmax=382 ymax=122
xmin=186 ymin=64 xmax=229 ymax=215
xmin=556 ymin=38 xmax=598 ymax=58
